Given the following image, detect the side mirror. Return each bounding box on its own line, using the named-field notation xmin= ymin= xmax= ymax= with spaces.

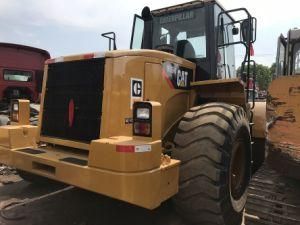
xmin=142 ymin=6 xmax=152 ymax=21
xmin=241 ymin=18 xmax=256 ymax=43
xmin=101 ymin=32 xmax=117 ymax=51
xmin=241 ymin=20 xmax=250 ymax=42
xmin=232 ymin=27 xmax=239 ymax=35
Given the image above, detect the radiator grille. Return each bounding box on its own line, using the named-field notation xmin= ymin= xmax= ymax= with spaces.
xmin=41 ymin=58 xmax=105 ymax=143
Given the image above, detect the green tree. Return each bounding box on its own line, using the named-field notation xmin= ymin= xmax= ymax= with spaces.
xmin=256 ymin=64 xmax=272 ymax=90
xmin=270 ymin=62 xmax=276 ymax=77
xmin=237 ymin=63 xmax=273 ymax=90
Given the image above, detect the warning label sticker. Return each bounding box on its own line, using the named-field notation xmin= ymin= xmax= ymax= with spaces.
xmin=135 ymin=145 xmax=152 ymax=153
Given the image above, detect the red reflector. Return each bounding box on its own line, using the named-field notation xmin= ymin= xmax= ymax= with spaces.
xmin=83 ymin=53 xmax=95 ymax=59
xmin=68 ymin=99 xmax=75 ymax=127
xmin=116 ymin=145 xmax=135 ymax=153
xmin=250 ymin=43 xmax=255 ymax=56
xmin=134 ymin=122 xmax=151 ymax=136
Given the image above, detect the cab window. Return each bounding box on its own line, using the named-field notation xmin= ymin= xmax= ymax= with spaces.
xmin=4 ymin=70 xmax=33 ymax=82
xmin=153 ymin=7 xmax=207 ymax=59
xmin=215 ymin=5 xmax=236 ymax=79
xmin=293 ymin=42 xmax=300 ymax=75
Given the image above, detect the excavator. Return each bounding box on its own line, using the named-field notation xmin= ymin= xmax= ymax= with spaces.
xmin=267 ymin=28 xmax=300 ymax=180
xmin=244 ymin=28 xmax=300 ymax=225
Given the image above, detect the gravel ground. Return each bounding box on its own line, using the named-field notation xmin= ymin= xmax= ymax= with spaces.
xmin=0 ymin=169 xmax=185 ymax=225
xmin=2 ymin=164 xmax=299 ymax=225
xmin=0 ymin=166 xmax=20 ymax=186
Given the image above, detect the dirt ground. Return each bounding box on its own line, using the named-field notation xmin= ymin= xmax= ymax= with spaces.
xmin=0 ymin=167 xmax=185 ymax=225
xmin=0 ymin=164 xmax=299 ymax=225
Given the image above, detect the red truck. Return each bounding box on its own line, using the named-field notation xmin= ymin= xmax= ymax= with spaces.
xmin=0 ymin=43 xmax=50 ymax=103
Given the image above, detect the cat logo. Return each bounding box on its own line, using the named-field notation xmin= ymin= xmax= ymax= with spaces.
xmin=130 ymin=78 xmax=143 ymax=109
xmin=177 ymin=70 xmax=189 ymax=88
xmin=162 ymin=62 xmax=192 ymax=90
xmin=131 ymin=79 xmax=143 ymax=97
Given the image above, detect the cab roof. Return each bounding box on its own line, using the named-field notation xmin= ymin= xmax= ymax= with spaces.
xmin=289 ymin=28 xmax=300 ymax=41
xmin=151 ymin=0 xmax=223 ymax=16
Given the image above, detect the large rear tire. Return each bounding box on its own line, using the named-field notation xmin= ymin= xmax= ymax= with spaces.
xmin=172 ymin=103 xmax=252 ymax=225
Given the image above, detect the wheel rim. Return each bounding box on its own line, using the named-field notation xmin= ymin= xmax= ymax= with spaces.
xmin=230 ymin=139 xmax=246 ymax=199
xmin=229 ymin=135 xmax=249 ymax=212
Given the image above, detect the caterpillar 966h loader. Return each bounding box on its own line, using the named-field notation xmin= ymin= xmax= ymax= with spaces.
xmin=0 ymin=1 xmax=263 ymax=224
xmin=267 ymin=28 xmax=300 ymax=180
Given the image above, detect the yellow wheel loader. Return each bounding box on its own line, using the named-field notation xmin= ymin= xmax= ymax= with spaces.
xmin=267 ymin=28 xmax=300 ymax=180
xmin=0 ymin=1 xmax=264 ymax=224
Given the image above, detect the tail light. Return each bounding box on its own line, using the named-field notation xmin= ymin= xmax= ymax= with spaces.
xmin=10 ymin=100 xmax=19 ymax=122
xmin=133 ymin=102 xmax=152 ymax=137
xmin=10 ymin=99 xmax=30 ymax=125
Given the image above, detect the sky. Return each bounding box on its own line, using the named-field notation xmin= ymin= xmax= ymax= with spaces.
xmin=0 ymin=0 xmax=300 ymax=66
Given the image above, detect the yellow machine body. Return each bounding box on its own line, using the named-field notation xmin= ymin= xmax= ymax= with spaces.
xmin=267 ymin=76 xmax=300 ymax=179
xmin=0 ymin=49 xmax=255 ymax=208
xmin=252 ymin=101 xmax=266 ymax=140
xmin=0 ymin=50 xmax=187 ymax=209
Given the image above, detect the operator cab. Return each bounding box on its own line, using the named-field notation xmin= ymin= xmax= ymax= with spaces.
xmin=275 ymin=28 xmax=300 ymax=76
xmin=130 ymin=0 xmax=256 ymax=83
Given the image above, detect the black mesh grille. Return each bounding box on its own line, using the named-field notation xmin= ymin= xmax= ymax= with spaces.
xmin=41 ymin=58 xmax=105 ymax=143
xmin=60 ymin=157 xmax=88 ymax=166
xmin=17 ymin=148 xmax=46 ymax=154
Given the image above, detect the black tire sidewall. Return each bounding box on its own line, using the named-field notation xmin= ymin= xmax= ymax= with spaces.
xmin=228 ymin=119 xmax=252 ymax=214
xmin=172 ymin=104 xmax=252 ymax=225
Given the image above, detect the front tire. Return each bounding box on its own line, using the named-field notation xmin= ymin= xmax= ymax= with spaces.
xmin=172 ymin=103 xmax=252 ymax=225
